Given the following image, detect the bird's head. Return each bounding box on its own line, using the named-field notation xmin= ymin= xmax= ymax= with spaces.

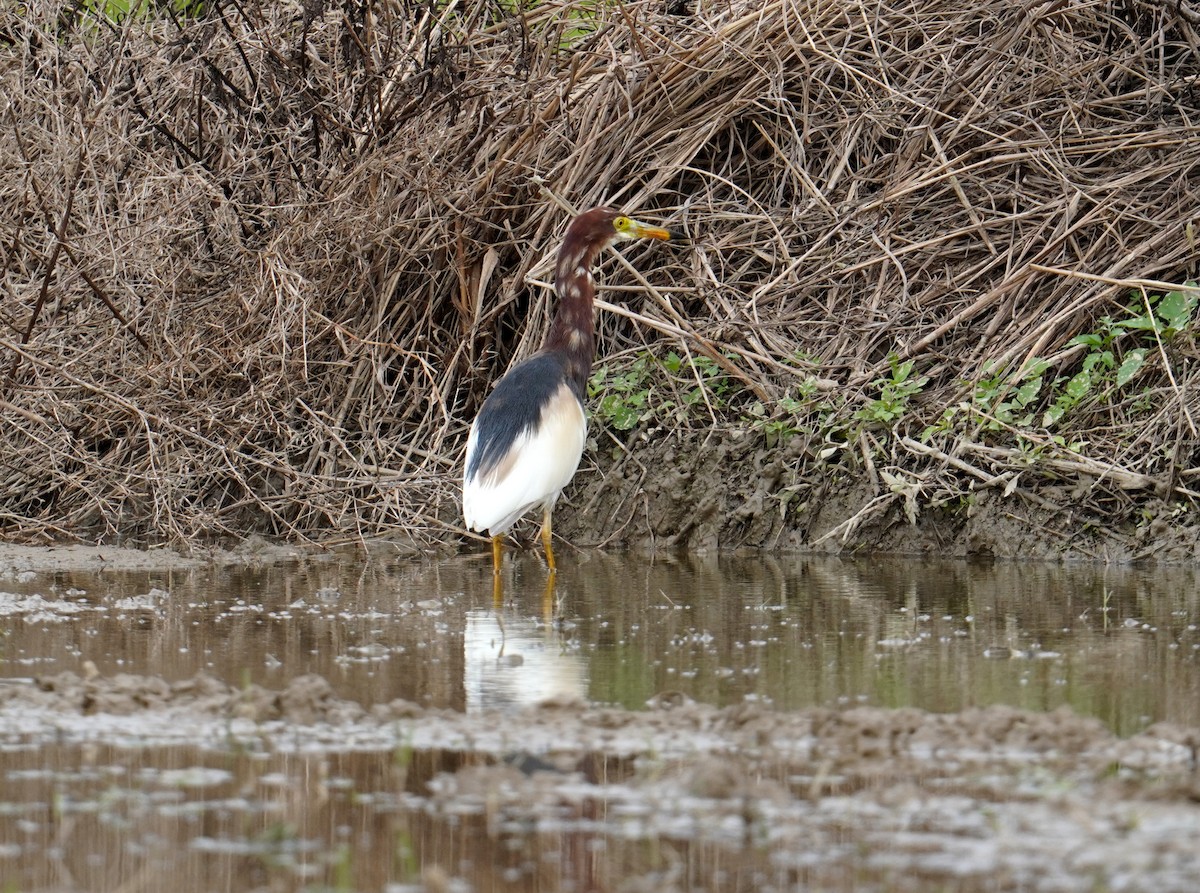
xmin=564 ymin=206 xmax=680 ymax=254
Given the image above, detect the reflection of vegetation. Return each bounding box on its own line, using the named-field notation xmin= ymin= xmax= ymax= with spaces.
xmin=393 ymin=827 xmax=420 ymax=885
xmin=331 ymin=843 xmax=353 ymax=893
xmin=588 ymin=632 xmax=658 ymax=708
xmin=571 ymin=555 xmax=1200 ymax=736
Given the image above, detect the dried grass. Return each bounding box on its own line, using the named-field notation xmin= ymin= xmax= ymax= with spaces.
xmin=2 ymin=0 xmax=1200 ymax=546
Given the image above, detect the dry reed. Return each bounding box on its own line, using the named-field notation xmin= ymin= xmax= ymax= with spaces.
xmin=2 ymin=0 xmax=1199 ymax=547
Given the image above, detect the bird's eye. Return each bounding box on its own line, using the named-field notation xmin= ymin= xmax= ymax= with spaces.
xmin=613 ymin=216 xmax=630 ymax=231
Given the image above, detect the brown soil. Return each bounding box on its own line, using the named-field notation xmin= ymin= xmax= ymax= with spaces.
xmin=0 ymin=538 xmax=306 ymax=573
xmin=555 ymin=424 xmax=1200 ymax=562
xmin=10 ymin=666 xmax=1196 ymax=770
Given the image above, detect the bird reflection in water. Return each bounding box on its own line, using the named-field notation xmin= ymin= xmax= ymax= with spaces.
xmin=463 ymin=574 xmax=587 ymax=712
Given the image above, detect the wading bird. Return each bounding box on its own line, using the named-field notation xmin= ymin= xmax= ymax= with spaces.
xmin=463 ymin=207 xmax=678 ymax=577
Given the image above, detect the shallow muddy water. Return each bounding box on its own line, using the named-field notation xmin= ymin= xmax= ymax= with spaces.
xmin=2 ymin=552 xmax=1197 ymax=730
xmin=2 ymin=551 xmax=1200 ymax=892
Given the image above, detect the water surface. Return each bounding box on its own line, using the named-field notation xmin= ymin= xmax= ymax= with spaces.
xmin=2 ymin=552 xmax=1196 ymax=733
xmin=3 ymin=551 xmax=1200 ymax=893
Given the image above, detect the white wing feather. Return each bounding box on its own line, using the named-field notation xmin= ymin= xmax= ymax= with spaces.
xmin=463 ymin=385 xmax=586 ymax=535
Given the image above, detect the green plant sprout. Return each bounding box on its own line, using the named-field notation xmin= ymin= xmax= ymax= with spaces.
xmin=495 ymin=0 xmax=613 ymax=48
xmin=84 ymin=0 xmax=203 ymax=22
xmin=1066 ymin=286 xmax=1198 ymax=408
xmin=856 ymin=355 xmax=929 ymax=427
xmin=591 ymin=281 xmax=1196 ymax=459
xmin=967 ymin=282 xmax=1197 ymax=430
xmin=969 ymin=359 xmax=1048 ymax=430
xmin=663 ymin=352 xmax=735 ymax=406
xmin=588 ymin=350 xmax=737 ymax=432
xmin=588 ymin=355 xmax=657 ymax=431
xmin=745 ymin=380 xmax=825 ymax=448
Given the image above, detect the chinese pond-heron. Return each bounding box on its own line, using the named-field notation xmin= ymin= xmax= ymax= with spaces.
xmin=463 ymin=207 xmax=679 ymax=575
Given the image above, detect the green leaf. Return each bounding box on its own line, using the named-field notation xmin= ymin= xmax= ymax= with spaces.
xmin=612 ymin=404 xmax=639 ymax=430
xmin=890 ymin=358 xmax=915 ymax=383
xmin=1117 ymin=315 xmax=1160 ymax=332
xmin=1023 ymin=358 xmax=1051 ymax=378
xmin=1157 ymin=289 xmax=1197 ymax=330
xmin=974 ymin=380 xmax=1001 ymax=403
xmin=1071 ymin=333 xmax=1104 ymax=349
xmin=1064 ymin=370 xmax=1092 ymax=400
xmin=1014 ymin=376 xmax=1043 ymax=405
xmin=1115 ymin=348 xmax=1147 ymax=388
xmin=1082 ymin=350 xmax=1113 ymax=373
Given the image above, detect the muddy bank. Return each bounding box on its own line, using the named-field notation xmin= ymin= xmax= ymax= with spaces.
xmin=555 ymin=424 xmax=1200 ymax=563
xmin=0 ymin=538 xmax=315 ymax=573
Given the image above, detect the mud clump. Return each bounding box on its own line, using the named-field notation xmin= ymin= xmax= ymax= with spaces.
xmin=11 ymin=671 xmax=375 ymax=725
xmin=28 ymin=671 xmax=175 ymax=715
xmin=2 ymin=668 xmax=1190 ymax=784
xmin=247 ymin=673 xmax=367 ymax=725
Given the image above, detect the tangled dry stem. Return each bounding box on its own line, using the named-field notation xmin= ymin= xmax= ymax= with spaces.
xmin=2 ymin=0 xmax=1199 ymax=547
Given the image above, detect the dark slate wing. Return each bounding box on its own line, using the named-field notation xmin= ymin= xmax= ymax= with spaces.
xmin=465 ymin=352 xmax=580 ymax=483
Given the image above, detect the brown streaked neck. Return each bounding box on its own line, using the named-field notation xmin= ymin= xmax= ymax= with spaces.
xmin=543 ymin=229 xmax=604 ymax=396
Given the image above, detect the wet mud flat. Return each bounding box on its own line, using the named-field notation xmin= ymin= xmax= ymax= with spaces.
xmin=2 ymin=545 xmax=1200 ymax=891
xmin=3 ymin=670 xmax=1200 ymax=892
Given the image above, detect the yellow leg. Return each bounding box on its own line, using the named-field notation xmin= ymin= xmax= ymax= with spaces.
xmin=491 ymin=535 xmax=503 ymax=576
xmin=491 ymin=535 xmax=504 ymax=606
xmin=539 ymin=506 xmax=557 ymax=572
xmin=542 ymin=569 xmax=557 ymax=625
